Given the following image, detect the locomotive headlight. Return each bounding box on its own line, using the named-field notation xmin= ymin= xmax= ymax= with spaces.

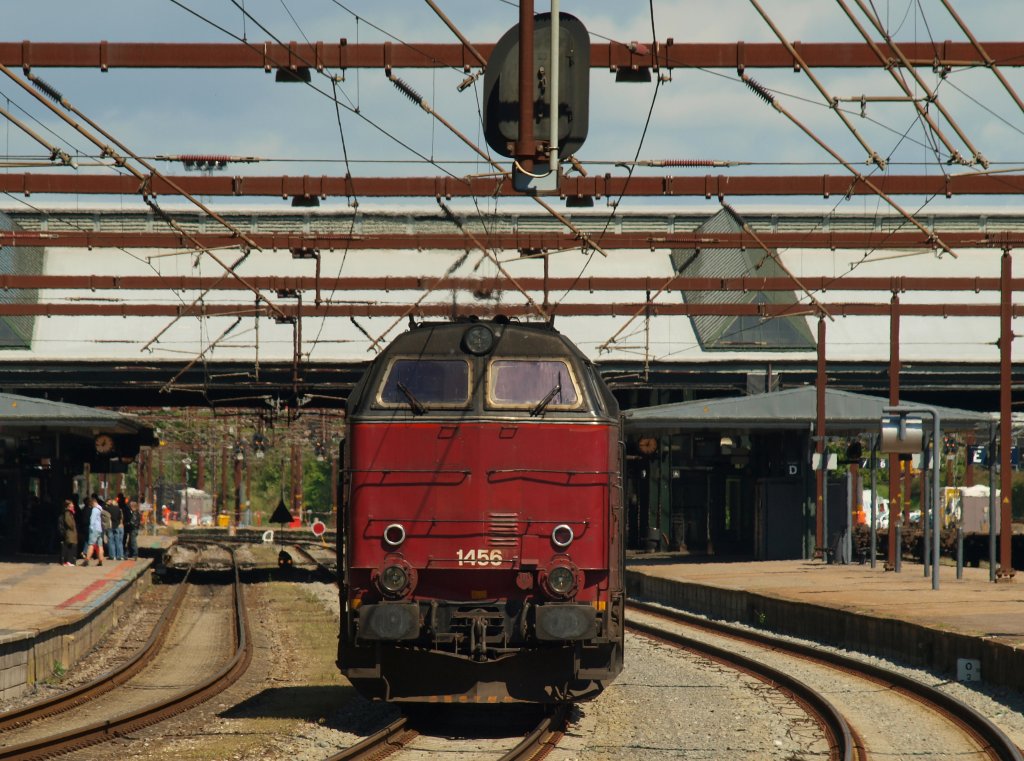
xmin=379 ymin=564 xmax=409 ymax=595
xmin=547 ymin=566 xmax=575 ymax=595
xmin=461 ymin=324 xmax=495 ymax=355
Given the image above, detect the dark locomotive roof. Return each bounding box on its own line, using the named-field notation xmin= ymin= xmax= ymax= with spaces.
xmin=386 ymin=319 xmax=588 ymax=359
xmin=346 ymin=319 xmax=618 ymax=421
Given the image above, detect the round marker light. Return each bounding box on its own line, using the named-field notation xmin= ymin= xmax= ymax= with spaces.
xmin=551 ymin=524 xmax=574 ymax=548
xmin=383 ymin=523 xmax=406 ymax=547
xmin=379 ymin=564 xmax=409 ymax=595
xmin=462 ymin=324 xmax=495 ymax=355
xmin=546 ymin=566 xmax=576 ymax=597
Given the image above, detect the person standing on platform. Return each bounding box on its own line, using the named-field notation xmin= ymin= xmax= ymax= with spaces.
xmin=107 ymin=496 xmax=124 ymax=561
xmin=99 ymin=497 xmax=112 ymax=559
xmin=125 ymin=500 xmax=141 ymax=559
xmin=74 ymin=496 xmax=88 ymax=557
xmin=58 ymin=500 xmax=78 ymax=566
xmin=82 ymin=497 xmax=105 ymax=566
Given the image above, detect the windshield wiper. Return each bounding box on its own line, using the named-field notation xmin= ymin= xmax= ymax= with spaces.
xmin=396 ymin=382 xmax=427 ymax=415
xmin=530 ymin=382 xmax=561 ymax=417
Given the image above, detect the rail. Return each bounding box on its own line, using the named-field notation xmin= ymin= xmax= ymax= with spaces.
xmin=323 ymin=717 xmax=416 ymax=761
xmin=626 ymin=612 xmax=855 ymax=761
xmin=322 ymin=706 xmax=567 ymax=761
xmin=0 ymin=567 xmax=193 ymax=733
xmin=497 ymin=705 xmax=569 ymax=761
xmin=629 ymin=599 xmax=1024 ymax=761
xmin=0 ymin=550 xmax=253 ymax=760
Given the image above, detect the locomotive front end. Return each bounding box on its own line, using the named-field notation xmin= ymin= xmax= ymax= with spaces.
xmin=338 ymin=320 xmax=624 ymax=703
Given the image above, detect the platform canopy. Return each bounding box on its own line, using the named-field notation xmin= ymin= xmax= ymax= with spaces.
xmin=0 ymin=392 xmax=151 ymax=436
xmin=623 ymin=387 xmax=993 ymax=433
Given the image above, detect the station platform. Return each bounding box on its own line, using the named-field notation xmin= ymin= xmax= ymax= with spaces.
xmin=626 ymin=557 xmax=1024 ymax=692
xmin=0 ymin=550 xmax=163 ymax=702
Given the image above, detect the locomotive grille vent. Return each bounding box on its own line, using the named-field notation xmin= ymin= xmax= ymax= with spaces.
xmin=488 ymin=512 xmax=519 ymax=547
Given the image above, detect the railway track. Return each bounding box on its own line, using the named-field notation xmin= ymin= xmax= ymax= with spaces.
xmin=627 ymin=608 xmax=856 ymax=760
xmin=0 ymin=568 xmax=192 ymax=734
xmin=627 ymin=599 xmax=1024 ymax=761
xmin=287 ymin=542 xmax=338 ymax=579
xmin=0 ymin=551 xmax=252 ymax=760
xmin=324 ymin=705 xmax=568 ymax=761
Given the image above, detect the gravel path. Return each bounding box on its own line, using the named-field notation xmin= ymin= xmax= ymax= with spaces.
xmin=547 ymin=631 xmax=828 ymax=760
xmin=631 ymin=600 xmax=1024 ymax=754
xmin=626 ymin=608 xmax=992 ymax=760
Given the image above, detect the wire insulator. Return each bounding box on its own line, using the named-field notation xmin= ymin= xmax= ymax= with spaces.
xmin=179 ymin=154 xmax=231 ymax=164
xmin=662 ymin=159 xmax=718 ymax=167
xmin=437 ymin=200 xmax=464 ymax=230
xmin=389 ymin=75 xmax=424 ymax=106
xmin=743 ymin=76 xmax=775 ymax=106
xmin=30 ymin=75 xmax=64 ymax=104
xmin=145 ymin=198 xmax=174 ymax=226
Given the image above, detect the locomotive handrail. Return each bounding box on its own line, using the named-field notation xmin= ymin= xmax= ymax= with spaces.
xmin=486 ymin=468 xmax=614 ymax=485
xmin=365 ymin=517 xmax=507 ymax=523
xmin=523 ymin=519 xmax=590 ymax=525
xmin=363 ymin=517 xmax=590 ymax=525
xmin=346 ymin=467 xmax=471 ymax=474
xmin=486 ymin=468 xmax=616 ymax=475
xmin=487 ymin=467 xmax=614 ymax=473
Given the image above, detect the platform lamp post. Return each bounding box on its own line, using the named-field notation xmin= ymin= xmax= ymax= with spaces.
xmin=869 ymin=434 xmax=878 ymax=569
xmin=182 ymin=455 xmax=193 ymax=524
xmin=233 ymin=442 xmax=244 ymax=527
xmin=884 ymin=405 xmax=941 ymax=590
xmin=988 ymin=417 xmax=998 ymax=583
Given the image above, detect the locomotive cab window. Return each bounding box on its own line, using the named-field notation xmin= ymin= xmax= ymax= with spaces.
xmin=377 ymin=358 xmax=471 ymax=408
xmin=487 ymin=359 xmax=581 ymax=411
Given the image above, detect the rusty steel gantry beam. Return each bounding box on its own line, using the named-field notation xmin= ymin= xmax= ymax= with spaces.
xmin=3 ymin=40 xmax=1024 ymax=71
xmin=4 ymin=229 xmax=1022 ymax=250
xmin=0 ymin=302 xmax=1021 ymax=318
xmin=5 ymin=172 xmax=1024 ymax=199
xmin=2 ymin=274 xmax=1023 ymax=293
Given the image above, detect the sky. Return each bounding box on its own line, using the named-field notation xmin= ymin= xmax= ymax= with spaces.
xmin=2 ymin=2 xmax=1022 ymax=369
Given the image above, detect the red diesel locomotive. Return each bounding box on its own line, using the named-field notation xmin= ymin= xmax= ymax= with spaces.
xmin=337 ymin=318 xmax=624 ymax=702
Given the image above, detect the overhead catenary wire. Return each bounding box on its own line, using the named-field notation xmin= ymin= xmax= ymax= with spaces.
xmin=0 ymin=101 xmax=76 ymax=168
xmin=833 ymin=0 xmax=961 ymax=167
xmin=367 ymin=197 xmax=549 ymax=352
xmin=423 ymin=0 xmax=488 ymax=69
xmin=172 ymin=0 xmax=581 ymax=357
xmin=738 ymin=72 xmax=957 ymax=258
xmin=749 ymin=0 xmax=886 ymax=169
xmin=575 ymin=0 xmax=671 ymax=355
xmin=939 ymin=0 xmax=1024 ymax=120
xmin=851 ymin=0 xmax=988 ymax=168
xmin=0 ymin=63 xmax=291 ymax=345
xmin=383 ymin=71 xmax=608 ymax=258
xmin=210 ymin=0 xmax=612 ymax=267
xmin=9 ymin=3 xmax=1015 ymax=366
xmin=561 ymin=72 xmax=662 ymax=328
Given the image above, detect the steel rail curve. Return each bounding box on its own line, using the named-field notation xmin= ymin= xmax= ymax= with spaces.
xmin=0 ymin=550 xmax=253 ymax=760
xmin=629 ymin=599 xmax=1024 ymax=761
xmin=0 ymin=566 xmax=192 ymax=733
xmin=288 ymin=543 xmax=338 ymax=580
xmin=625 ymin=617 xmax=857 ymax=761
xmin=322 ymin=717 xmax=417 ymax=761
xmin=322 ymin=705 xmax=567 ymax=761
xmin=497 ymin=705 xmax=569 ymax=761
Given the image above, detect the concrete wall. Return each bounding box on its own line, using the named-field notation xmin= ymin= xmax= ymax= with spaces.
xmin=626 ymin=570 xmax=1024 ymax=693
xmin=0 ymin=563 xmax=152 ymax=702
